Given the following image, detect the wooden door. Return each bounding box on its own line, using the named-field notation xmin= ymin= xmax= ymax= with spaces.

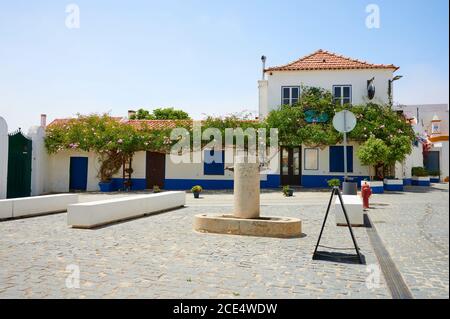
xmin=146 ymin=151 xmax=165 ymax=189
xmin=280 ymin=147 xmax=301 ymax=186
xmin=7 ymin=130 xmax=32 ymax=198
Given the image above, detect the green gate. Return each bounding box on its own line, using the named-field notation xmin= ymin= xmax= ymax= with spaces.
xmin=7 ymin=130 xmax=32 ymax=198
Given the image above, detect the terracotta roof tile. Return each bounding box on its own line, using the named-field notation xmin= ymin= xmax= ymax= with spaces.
xmin=265 ymin=49 xmax=399 ymax=72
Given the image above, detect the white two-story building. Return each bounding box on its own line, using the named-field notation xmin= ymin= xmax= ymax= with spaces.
xmin=258 ymin=49 xmax=399 ymax=187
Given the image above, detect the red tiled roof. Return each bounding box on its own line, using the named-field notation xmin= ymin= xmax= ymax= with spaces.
xmin=265 ymin=49 xmax=399 ymax=72
xmin=126 ymin=119 xmax=192 ymax=130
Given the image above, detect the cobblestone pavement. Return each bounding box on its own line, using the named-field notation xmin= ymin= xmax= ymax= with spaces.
xmin=0 ymin=185 xmax=447 ymax=299
xmin=367 ymin=183 xmax=449 ymax=299
xmin=0 ymin=194 xmax=389 ymax=299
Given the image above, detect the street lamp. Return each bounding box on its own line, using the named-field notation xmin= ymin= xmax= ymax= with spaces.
xmin=388 ymin=75 xmax=403 ymax=106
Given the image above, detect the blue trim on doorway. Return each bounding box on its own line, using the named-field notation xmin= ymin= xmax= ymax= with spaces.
xmin=301 ymin=175 xmax=369 ymax=188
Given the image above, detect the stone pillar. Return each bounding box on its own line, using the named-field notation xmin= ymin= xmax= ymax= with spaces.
xmin=0 ymin=117 xmax=8 ymax=199
xmin=28 ymin=125 xmax=48 ymax=196
xmin=233 ymin=161 xmax=260 ymax=219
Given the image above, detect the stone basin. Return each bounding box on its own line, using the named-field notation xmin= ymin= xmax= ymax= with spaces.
xmin=193 ymin=214 xmax=302 ymax=238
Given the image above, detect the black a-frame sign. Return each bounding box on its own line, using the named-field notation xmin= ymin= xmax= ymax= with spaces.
xmin=312 ymin=186 xmax=364 ymax=264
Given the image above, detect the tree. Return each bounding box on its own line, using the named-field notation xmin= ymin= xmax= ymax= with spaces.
xmin=130 ymin=107 xmax=190 ymax=120
xmin=356 ymin=137 xmax=389 ymax=180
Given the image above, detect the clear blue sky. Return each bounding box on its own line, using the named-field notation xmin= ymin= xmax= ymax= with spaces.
xmin=0 ymin=0 xmax=448 ymax=131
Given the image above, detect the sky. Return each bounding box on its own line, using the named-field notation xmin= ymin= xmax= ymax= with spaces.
xmin=0 ymin=0 xmax=448 ymax=132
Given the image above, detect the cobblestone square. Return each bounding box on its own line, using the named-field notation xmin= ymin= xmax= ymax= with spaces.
xmin=0 ymin=184 xmax=448 ymax=299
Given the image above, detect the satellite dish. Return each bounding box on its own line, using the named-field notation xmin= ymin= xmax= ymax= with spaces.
xmin=333 ymin=110 xmax=357 ymax=133
xmin=367 ymin=78 xmax=375 ymax=100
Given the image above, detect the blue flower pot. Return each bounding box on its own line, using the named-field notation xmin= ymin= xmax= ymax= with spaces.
xmin=99 ymin=181 xmax=113 ymax=192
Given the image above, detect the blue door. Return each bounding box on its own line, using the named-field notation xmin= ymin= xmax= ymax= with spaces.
xmin=69 ymin=157 xmax=88 ymax=191
xmin=424 ymin=151 xmax=440 ymax=173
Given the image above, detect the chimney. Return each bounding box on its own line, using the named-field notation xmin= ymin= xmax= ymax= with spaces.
xmin=40 ymin=114 xmax=47 ymax=127
xmin=261 ymin=55 xmax=267 ymax=80
xmin=128 ymin=110 xmax=136 ymax=119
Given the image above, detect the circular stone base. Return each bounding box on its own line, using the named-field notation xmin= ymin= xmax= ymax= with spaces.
xmin=193 ymin=214 xmax=302 ymax=238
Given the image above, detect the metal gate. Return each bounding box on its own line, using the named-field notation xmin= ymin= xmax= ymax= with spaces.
xmin=7 ymin=130 xmax=32 ymax=198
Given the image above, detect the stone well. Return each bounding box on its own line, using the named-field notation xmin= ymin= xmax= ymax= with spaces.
xmin=193 ymin=160 xmax=302 ymax=238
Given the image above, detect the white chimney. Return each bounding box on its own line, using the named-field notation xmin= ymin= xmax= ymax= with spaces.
xmin=261 ymin=55 xmax=267 ymax=80
xmin=40 ymin=114 xmax=47 ymax=127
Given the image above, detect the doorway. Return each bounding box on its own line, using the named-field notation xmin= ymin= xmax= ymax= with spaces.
xmin=7 ymin=130 xmax=32 ymax=198
xmin=280 ymin=146 xmax=301 ymax=186
xmin=69 ymin=157 xmax=88 ymax=191
xmin=146 ymin=151 xmax=166 ymax=189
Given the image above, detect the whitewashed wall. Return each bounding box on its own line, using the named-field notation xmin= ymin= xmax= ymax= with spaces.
xmin=0 ymin=117 xmax=8 ymax=199
xmin=301 ymin=142 xmax=370 ymax=177
xmin=28 ymin=126 xmax=48 ymax=195
xmin=260 ymin=69 xmax=394 ymax=118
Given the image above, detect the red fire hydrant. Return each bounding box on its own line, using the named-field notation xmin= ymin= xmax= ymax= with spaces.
xmin=361 ymin=183 xmax=372 ymax=209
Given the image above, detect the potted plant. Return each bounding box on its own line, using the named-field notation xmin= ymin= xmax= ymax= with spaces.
xmin=327 ymin=178 xmax=341 ymax=189
xmin=191 ymin=185 xmax=203 ymax=198
xmin=383 ymin=175 xmax=404 ymax=191
xmin=357 ymin=137 xmax=390 ymax=194
xmin=428 ymin=170 xmax=441 ymax=183
xmin=411 ymin=167 xmax=430 ymax=186
xmin=282 ymin=185 xmax=294 ymax=197
xmin=153 ymin=185 xmax=161 ymax=193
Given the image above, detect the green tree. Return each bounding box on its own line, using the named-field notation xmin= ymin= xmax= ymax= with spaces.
xmin=130 ymin=107 xmax=190 ymax=120
xmin=356 ymin=137 xmax=389 ymax=180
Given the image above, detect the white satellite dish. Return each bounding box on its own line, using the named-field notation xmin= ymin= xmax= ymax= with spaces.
xmin=333 ymin=110 xmax=357 ymax=133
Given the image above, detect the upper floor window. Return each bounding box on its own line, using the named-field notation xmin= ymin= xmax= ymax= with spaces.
xmin=333 ymin=85 xmax=352 ymax=106
xmin=282 ymin=86 xmax=300 ymax=106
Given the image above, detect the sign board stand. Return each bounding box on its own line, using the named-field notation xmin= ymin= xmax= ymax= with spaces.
xmin=312 ymin=186 xmax=364 ymax=264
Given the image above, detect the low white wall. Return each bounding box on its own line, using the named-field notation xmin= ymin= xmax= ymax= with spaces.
xmin=0 ymin=117 xmax=7 ymax=199
xmin=12 ymin=194 xmax=78 ymax=218
xmin=28 ymin=126 xmax=48 ymax=196
xmin=67 ymin=191 xmax=185 ymax=228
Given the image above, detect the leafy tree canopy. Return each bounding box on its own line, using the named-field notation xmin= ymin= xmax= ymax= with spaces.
xmin=130 ymin=107 xmax=191 ymax=120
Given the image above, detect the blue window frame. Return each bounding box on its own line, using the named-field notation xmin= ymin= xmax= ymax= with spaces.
xmin=329 ymin=146 xmax=353 ymax=173
xmin=204 ymin=150 xmax=225 ymax=175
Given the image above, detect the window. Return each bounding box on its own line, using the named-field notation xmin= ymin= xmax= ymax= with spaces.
xmin=304 ymin=148 xmax=319 ymax=170
xmin=329 ymin=146 xmax=353 ymax=173
xmin=204 ymin=150 xmax=225 ymax=175
xmin=333 ymin=85 xmax=352 ymax=106
xmin=282 ymin=86 xmax=300 ymax=105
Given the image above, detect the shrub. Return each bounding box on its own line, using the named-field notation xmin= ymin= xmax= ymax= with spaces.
xmin=282 ymin=185 xmax=292 ymax=196
xmin=153 ymin=185 xmax=161 ymax=193
xmin=428 ymin=170 xmax=441 ymax=176
xmin=412 ymin=167 xmax=429 ymax=177
xmin=327 ymin=178 xmax=341 ymax=188
xmin=191 ymin=185 xmax=203 ymax=193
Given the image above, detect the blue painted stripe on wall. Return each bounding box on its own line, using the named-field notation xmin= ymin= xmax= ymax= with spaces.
xmin=301 ymin=175 xmax=370 ymax=188
xmin=371 ymin=186 xmax=384 ymax=194
xmin=164 ymin=175 xmax=280 ymax=190
xmin=111 ymin=178 xmax=147 ymax=191
xmin=403 ymin=178 xmax=412 ymax=186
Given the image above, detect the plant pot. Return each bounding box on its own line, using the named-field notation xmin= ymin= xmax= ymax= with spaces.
xmin=411 ymin=176 xmax=430 ymax=186
xmin=383 ymin=178 xmax=403 ymax=191
xmin=286 ymin=189 xmax=294 ymax=197
xmin=98 ymin=181 xmax=113 ymax=192
xmin=342 ymin=181 xmax=357 ymax=195
xmin=361 ymin=180 xmax=384 ymax=194
xmin=193 ymin=192 xmax=200 ymax=199
xmin=430 ymin=176 xmax=440 ymax=183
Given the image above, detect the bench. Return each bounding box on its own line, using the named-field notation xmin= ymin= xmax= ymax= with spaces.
xmin=0 ymin=194 xmax=79 ymax=220
xmin=67 ymin=191 xmax=186 ymax=228
xmin=334 ymin=195 xmax=364 ymax=227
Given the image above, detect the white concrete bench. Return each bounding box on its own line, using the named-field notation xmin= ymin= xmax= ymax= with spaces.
xmin=334 ymin=195 xmax=364 ymax=227
xmin=67 ymin=191 xmax=186 ymax=228
xmin=0 ymin=194 xmax=79 ymax=220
